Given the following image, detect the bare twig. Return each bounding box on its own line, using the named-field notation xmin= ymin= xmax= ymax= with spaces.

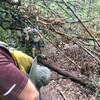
xmin=41 ymin=0 xmax=61 ymax=18
xmin=57 ymin=89 xmax=67 ymax=100
xmin=76 ymin=41 xmax=100 ymax=65
xmin=61 ymin=0 xmax=100 ymax=47
xmin=79 ymin=40 xmax=100 ymax=57
xmin=28 ymin=19 xmax=81 ymax=69
xmin=42 ymin=34 xmax=81 ymax=69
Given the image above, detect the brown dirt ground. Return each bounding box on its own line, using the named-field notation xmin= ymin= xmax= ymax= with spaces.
xmin=40 ymin=43 xmax=96 ymax=100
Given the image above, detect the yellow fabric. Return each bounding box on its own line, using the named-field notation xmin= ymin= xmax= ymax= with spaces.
xmin=0 ymin=41 xmax=33 ymax=74
xmin=11 ymin=49 xmax=33 ymax=74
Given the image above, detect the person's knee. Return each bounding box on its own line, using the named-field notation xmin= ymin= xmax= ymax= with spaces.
xmin=32 ymin=89 xmax=39 ymax=100
xmin=27 ymin=80 xmax=39 ymax=100
xmin=18 ymin=79 xmax=39 ymax=100
xmin=32 ymin=48 xmax=36 ymax=57
xmin=34 ymin=65 xmax=51 ymax=89
xmin=27 ymin=87 xmax=39 ymax=100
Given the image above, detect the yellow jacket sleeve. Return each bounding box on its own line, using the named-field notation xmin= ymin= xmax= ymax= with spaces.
xmin=12 ymin=49 xmax=33 ymax=74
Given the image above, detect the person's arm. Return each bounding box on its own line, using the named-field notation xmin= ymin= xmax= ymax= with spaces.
xmin=0 ymin=48 xmax=39 ymax=100
xmin=18 ymin=79 xmax=39 ymax=100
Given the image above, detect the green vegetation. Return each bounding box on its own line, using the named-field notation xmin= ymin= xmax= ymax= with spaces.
xmin=0 ymin=0 xmax=100 ymax=99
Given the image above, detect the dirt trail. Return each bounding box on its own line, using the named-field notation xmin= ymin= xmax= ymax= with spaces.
xmin=40 ymin=43 xmax=96 ymax=100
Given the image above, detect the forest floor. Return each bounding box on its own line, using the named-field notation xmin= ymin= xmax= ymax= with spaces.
xmin=40 ymin=43 xmax=96 ymax=100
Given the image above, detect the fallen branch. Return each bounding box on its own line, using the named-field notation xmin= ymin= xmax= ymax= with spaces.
xmin=59 ymin=0 xmax=100 ymax=47
xmin=76 ymin=41 xmax=100 ymax=65
xmin=57 ymin=89 xmax=67 ymax=100
xmin=41 ymin=33 xmax=81 ymax=69
xmin=28 ymin=19 xmax=81 ymax=69
xmin=42 ymin=0 xmax=61 ymax=18
xmin=38 ymin=58 xmax=97 ymax=93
